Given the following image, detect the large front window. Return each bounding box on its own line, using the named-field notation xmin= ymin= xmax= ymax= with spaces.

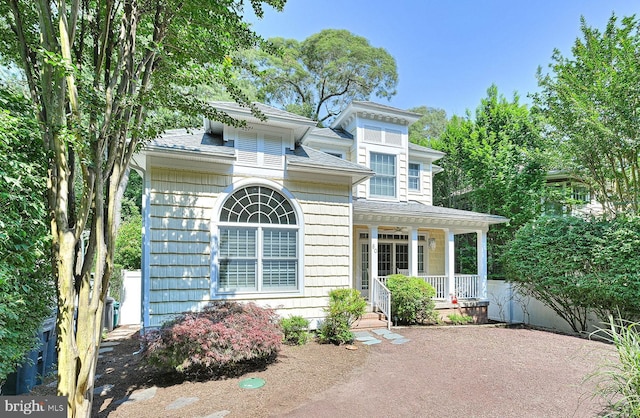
xmin=218 ymin=186 xmax=298 ymax=293
xmin=370 ymin=152 xmax=396 ymax=198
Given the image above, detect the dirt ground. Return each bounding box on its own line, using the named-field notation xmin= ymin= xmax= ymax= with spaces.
xmin=32 ymin=324 xmax=617 ymax=417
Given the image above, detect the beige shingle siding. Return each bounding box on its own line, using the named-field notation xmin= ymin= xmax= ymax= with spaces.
xmin=427 ymin=229 xmax=446 ymax=275
xmin=148 ymin=167 xmax=218 ymax=328
xmin=147 ymin=169 xmax=352 ymax=328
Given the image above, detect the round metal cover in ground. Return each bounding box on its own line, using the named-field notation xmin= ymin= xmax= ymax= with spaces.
xmin=239 ymin=377 xmax=265 ymax=389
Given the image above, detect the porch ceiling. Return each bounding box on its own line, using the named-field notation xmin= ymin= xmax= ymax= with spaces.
xmin=352 ymin=199 xmax=509 ymax=230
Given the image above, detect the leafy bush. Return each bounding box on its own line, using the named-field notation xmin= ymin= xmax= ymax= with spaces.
xmin=280 ymin=316 xmax=310 ymax=345
xmin=386 ymin=274 xmax=438 ymax=325
xmin=504 ymin=216 xmax=640 ymax=333
xmin=143 ymin=301 xmax=282 ymax=379
xmin=114 ymin=214 xmax=142 ymax=270
xmin=589 ymin=316 xmax=640 ymax=416
xmin=317 ymin=288 xmax=366 ymax=345
xmin=0 ymin=86 xmax=54 ymax=384
xmin=447 ymin=313 xmax=474 ymax=325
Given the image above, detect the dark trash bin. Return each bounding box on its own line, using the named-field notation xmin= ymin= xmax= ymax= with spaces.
xmin=1 ymin=315 xmax=57 ymax=395
xmin=112 ymin=300 xmax=120 ymax=328
xmin=103 ymin=297 xmax=115 ymax=332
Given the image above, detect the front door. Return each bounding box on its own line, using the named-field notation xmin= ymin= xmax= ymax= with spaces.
xmin=378 ymin=243 xmax=392 ymax=276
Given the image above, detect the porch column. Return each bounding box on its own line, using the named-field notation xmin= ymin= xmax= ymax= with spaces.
xmin=370 ymin=226 xmax=379 ymax=284
xmin=445 ymin=229 xmax=456 ymax=301
xmin=477 ymin=229 xmax=488 ymax=300
xmin=409 ymin=227 xmax=418 ymax=276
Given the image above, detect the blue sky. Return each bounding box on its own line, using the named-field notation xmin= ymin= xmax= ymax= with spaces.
xmin=247 ymin=1 xmax=639 ymax=118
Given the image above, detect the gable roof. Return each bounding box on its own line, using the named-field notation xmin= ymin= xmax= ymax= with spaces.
xmin=145 ymin=128 xmax=235 ymax=163
xmin=205 ymin=101 xmax=317 ymax=142
xmin=143 ymin=128 xmax=373 ymax=185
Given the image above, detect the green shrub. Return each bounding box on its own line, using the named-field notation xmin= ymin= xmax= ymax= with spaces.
xmin=281 ymin=315 xmax=310 ymax=345
xmin=114 ymin=214 xmax=142 ymax=270
xmin=447 ymin=313 xmax=474 ymax=325
xmin=143 ymin=301 xmax=282 ymax=379
xmin=386 ymin=274 xmax=438 ymax=325
xmin=589 ymin=316 xmax=640 ymax=416
xmin=317 ymin=288 xmax=366 ymax=345
xmin=504 ymin=215 xmax=640 ymax=333
xmin=0 ymin=86 xmax=55 ymax=384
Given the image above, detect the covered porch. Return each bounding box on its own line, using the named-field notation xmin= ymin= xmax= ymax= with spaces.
xmin=352 ymin=199 xmax=508 ymax=326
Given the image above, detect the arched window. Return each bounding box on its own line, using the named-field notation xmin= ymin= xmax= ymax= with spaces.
xmin=217 ymin=186 xmax=299 ymax=293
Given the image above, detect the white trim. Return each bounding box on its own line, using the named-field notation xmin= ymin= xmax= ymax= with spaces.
xmin=140 ymin=166 xmax=151 ymax=330
xmin=210 ymin=178 xmax=305 ymax=299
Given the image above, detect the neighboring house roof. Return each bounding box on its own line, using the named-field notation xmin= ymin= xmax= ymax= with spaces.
xmin=353 ymin=198 xmax=509 ymax=229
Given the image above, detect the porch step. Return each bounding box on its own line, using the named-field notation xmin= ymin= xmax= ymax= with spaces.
xmin=352 ymin=312 xmax=389 ymax=330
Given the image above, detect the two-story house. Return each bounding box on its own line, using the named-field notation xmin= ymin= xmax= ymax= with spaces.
xmin=133 ymin=101 xmax=507 ymax=330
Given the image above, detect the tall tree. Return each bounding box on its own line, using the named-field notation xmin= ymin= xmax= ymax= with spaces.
xmin=407 ymin=105 xmax=448 ymax=147
xmin=433 ymin=85 xmax=548 ymax=276
xmin=241 ymin=29 xmax=398 ymax=125
xmin=0 ymin=1 xmax=284 ymax=416
xmin=535 ymin=13 xmax=640 ymax=216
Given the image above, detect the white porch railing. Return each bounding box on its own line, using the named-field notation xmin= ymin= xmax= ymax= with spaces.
xmin=454 ymin=274 xmax=481 ymax=299
xmin=396 ymin=274 xmax=482 ymax=301
xmin=371 ymin=276 xmax=392 ymax=330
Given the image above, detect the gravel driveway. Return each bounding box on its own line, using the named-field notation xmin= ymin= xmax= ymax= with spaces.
xmin=282 ymin=325 xmax=616 ymax=418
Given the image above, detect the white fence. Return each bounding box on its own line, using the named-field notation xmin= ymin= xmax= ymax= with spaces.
xmin=118 ymin=269 xmax=141 ymax=326
xmin=487 ymin=280 xmax=603 ymax=334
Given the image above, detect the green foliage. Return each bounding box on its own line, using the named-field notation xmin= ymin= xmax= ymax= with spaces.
xmin=447 ymin=313 xmax=474 ymax=325
xmin=504 ymin=216 xmax=640 ymax=333
xmin=110 ymin=265 xmax=124 ymax=303
xmin=408 ymin=105 xmax=448 ymax=146
xmin=386 ymin=274 xmax=438 ymax=325
xmin=434 ymin=85 xmax=548 ymax=277
xmin=121 ymin=170 xmax=143 ymax=220
xmin=280 ymin=315 xmax=310 ymax=346
xmin=589 ymin=316 xmax=640 ymax=416
xmin=317 ymin=288 xmax=366 ymax=345
xmin=536 ymin=14 xmax=640 ymax=216
xmin=114 ymin=214 xmax=142 ymax=270
xmin=143 ymin=301 xmax=282 ymax=379
xmin=241 ymin=29 xmax=398 ymax=125
xmin=0 ymin=85 xmax=54 ymax=383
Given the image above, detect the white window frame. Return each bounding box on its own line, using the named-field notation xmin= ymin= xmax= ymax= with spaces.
xmin=369 ymin=152 xmax=397 ymax=199
xmin=211 ymin=180 xmax=304 ymax=298
xmin=408 ymin=162 xmax=421 ymax=191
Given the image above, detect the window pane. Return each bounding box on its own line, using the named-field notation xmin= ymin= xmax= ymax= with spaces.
xmin=263 ymin=229 xmax=296 ymax=258
xmin=409 ymin=163 xmax=420 ymax=191
xmin=370 ymin=152 xmax=396 ymax=197
xmin=262 ymin=260 xmax=297 ymax=289
xmin=219 ymin=260 xmax=257 ymax=291
xmin=219 ymin=228 xmax=256 ymax=257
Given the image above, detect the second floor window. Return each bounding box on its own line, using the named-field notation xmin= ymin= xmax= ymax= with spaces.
xmin=370 ymin=152 xmax=396 ymax=198
xmin=409 ymin=163 xmax=420 ymax=191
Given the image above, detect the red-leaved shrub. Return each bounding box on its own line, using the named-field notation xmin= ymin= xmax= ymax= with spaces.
xmin=143 ymin=301 xmax=282 ymax=379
